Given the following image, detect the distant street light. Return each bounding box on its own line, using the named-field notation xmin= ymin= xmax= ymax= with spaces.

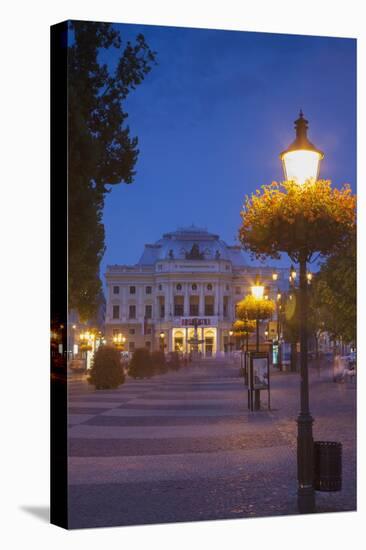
xmin=160 ymin=331 xmax=165 ymax=352
xmin=290 ymin=264 xmax=297 ymax=282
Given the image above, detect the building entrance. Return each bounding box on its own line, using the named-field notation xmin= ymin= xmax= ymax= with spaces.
xmin=172 ymin=326 xmax=217 ymax=358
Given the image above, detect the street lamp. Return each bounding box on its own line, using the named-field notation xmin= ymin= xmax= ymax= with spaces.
xmin=251 ymin=275 xmax=264 ymax=301
xmin=280 ymin=110 xmax=324 ymax=185
xmin=281 ymin=111 xmax=323 ymax=514
xmin=160 ymin=331 xmax=165 ymax=352
xmin=251 ymin=275 xmax=264 ymax=351
xmin=113 ymin=332 xmax=126 ymax=349
xmin=290 ymin=264 xmax=297 ymax=283
xmin=229 ymin=329 xmax=234 ymax=357
xmin=272 ymin=271 xmax=278 ymax=282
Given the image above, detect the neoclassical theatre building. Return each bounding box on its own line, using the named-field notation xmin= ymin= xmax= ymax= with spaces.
xmin=105 ymin=226 xmax=287 ymax=358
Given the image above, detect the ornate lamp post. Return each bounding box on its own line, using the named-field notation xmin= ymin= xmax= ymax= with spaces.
xmin=251 ymin=275 xmax=264 ymax=351
xmin=275 ymin=290 xmax=282 ymax=369
xmin=229 ymin=329 xmax=234 ymax=358
xmin=280 ymin=111 xmax=323 ymax=514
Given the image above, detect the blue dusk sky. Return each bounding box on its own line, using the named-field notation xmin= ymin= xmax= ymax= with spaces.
xmin=100 ymin=24 xmax=356 ymax=275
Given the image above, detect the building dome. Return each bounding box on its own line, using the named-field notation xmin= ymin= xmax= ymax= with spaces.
xmin=138 ymin=225 xmax=246 ymax=266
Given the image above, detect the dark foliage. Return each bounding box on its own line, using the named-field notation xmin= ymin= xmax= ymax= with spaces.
xmin=311 ymin=234 xmax=356 ymax=343
xmin=88 ymin=346 xmax=125 ymax=389
xmin=151 ymin=350 xmax=168 ymax=374
xmin=168 ymin=351 xmax=181 ymax=371
xmin=68 ymin=21 xmax=156 ymax=320
xmin=128 ymin=348 xmax=154 ymax=379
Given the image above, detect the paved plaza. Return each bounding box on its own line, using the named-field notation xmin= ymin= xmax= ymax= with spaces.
xmin=67 ymin=359 xmax=356 ymax=529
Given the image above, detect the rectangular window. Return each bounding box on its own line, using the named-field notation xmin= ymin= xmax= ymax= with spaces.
xmin=129 ymin=328 xmax=135 ymax=335
xmin=160 ymin=306 xmax=165 ymax=318
xmin=189 ymin=295 xmax=199 ymax=316
xmin=130 ymin=286 xmax=136 ymax=294
xmin=129 ymin=305 xmax=136 ymax=319
xmin=145 ymin=341 xmax=151 ymax=349
xmin=174 ymin=295 xmax=184 ymax=317
xmin=145 ymin=305 xmax=152 ymax=319
xmin=204 ymin=295 xmax=214 ymax=316
xmin=190 ymin=304 xmax=199 ymax=315
xmin=112 ymin=305 xmax=120 ymax=319
xmin=146 ymin=286 xmax=152 ymax=294
xmin=146 ymin=328 xmax=152 ymax=335
xmin=235 ymin=286 xmax=241 ymax=295
xmin=129 ymin=341 xmax=135 ymax=352
xmin=113 ymin=286 xmax=120 ymax=294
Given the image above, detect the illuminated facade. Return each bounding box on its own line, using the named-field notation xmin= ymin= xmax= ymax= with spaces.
xmin=105 ymin=226 xmax=287 ymax=357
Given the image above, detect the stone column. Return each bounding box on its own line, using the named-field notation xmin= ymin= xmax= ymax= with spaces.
xmin=184 ymin=283 xmax=189 ymax=316
xmin=165 ymin=283 xmax=172 ymax=321
xmin=215 ymin=282 xmax=220 ymax=317
xmin=199 ymin=284 xmax=204 ymax=316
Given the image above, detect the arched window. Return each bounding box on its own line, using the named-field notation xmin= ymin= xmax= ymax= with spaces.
xmin=192 ymin=283 xmax=197 ymax=291
xmin=207 ymin=283 xmax=213 ymax=291
xmin=176 ymin=283 xmax=182 ymax=291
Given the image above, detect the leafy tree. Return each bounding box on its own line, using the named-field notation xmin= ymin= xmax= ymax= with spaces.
xmin=68 ymin=21 xmax=156 ymax=321
xmin=168 ymin=351 xmax=181 ymax=371
xmin=311 ymin=235 xmax=356 ymax=344
xmin=236 ymin=294 xmax=275 ymax=349
xmin=239 ymin=179 xmax=355 ymax=366
xmin=88 ymin=346 xmax=125 ymax=389
xmin=232 ymin=319 xmax=256 ymax=350
xmin=239 ymin=180 xmax=355 ymax=263
xmin=151 ymin=350 xmax=168 ymax=374
xmin=236 ymin=295 xmax=275 ymax=322
xmin=128 ymin=348 xmax=154 ymax=379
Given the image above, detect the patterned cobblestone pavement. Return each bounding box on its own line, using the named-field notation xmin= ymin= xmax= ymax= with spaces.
xmin=67 ymin=360 xmax=356 ymax=529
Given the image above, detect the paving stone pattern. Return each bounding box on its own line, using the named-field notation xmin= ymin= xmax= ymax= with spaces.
xmin=67 ymin=360 xmax=356 ymax=529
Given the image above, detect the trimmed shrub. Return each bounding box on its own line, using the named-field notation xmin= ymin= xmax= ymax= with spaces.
xmin=88 ymin=346 xmax=125 ymax=390
xmin=168 ymin=351 xmax=181 ymax=371
xmin=128 ymin=348 xmax=154 ymax=379
xmin=151 ymin=350 xmax=168 ymax=374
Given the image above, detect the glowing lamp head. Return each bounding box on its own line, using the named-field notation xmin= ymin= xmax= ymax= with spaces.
xmin=160 ymin=331 xmax=165 ymax=339
xmin=251 ymin=275 xmax=264 ymax=300
xmin=290 ymin=265 xmax=297 ymax=280
xmin=280 ymin=111 xmax=324 ymax=184
xmin=307 ymin=272 xmax=313 ymax=284
xmin=229 ymin=330 xmax=234 ymax=337
xmin=272 ymin=272 xmax=278 ymax=281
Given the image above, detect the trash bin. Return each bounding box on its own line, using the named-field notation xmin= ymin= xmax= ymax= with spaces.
xmin=314 ymin=441 xmax=342 ymax=492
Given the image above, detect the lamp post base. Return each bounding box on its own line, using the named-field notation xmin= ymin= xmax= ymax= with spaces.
xmin=297 ymin=485 xmax=315 ymax=514
xmin=297 ymin=413 xmax=315 ymax=514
